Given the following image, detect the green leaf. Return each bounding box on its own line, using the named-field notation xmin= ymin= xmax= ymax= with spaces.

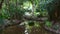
xmin=45 ymin=21 xmax=52 ymax=27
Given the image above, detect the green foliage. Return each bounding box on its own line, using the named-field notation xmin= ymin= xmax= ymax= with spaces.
xmin=28 ymin=21 xmax=34 ymax=26
xmin=45 ymin=21 xmax=52 ymax=27
xmin=1 ymin=0 xmax=26 ymax=19
xmin=1 ymin=3 xmax=10 ymax=19
xmin=53 ymin=24 xmax=60 ymax=30
xmin=1 ymin=0 xmax=60 ymax=34
xmin=34 ymin=22 xmax=40 ymax=27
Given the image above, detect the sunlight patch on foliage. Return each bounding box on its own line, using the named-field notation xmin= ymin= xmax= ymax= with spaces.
xmin=23 ymin=1 xmax=32 ymax=10
xmin=34 ymin=22 xmax=40 ymax=28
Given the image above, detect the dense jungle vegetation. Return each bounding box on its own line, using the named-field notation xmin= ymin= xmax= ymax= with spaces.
xmin=0 ymin=0 xmax=60 ymax=34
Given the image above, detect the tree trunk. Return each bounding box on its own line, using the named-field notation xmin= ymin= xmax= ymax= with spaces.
xmin=0 ymin=0 xmax=4 ymax=9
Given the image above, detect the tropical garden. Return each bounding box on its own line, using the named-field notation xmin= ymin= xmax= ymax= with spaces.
xmin=0 ymin=0 xmax=60 ymax=34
